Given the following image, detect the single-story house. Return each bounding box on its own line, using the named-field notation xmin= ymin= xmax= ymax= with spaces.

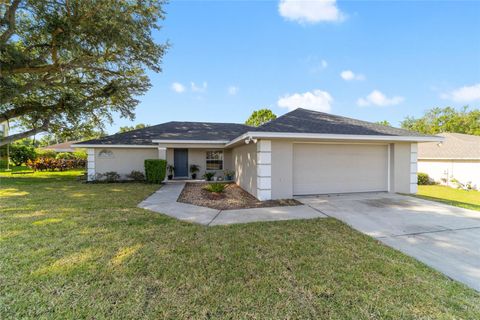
xmin=41 ymin=141 xmax=79 ymax=153
xmin=418 ymin=133 xmax=480 ymax=189
xmin=73 ymin=108 xmax=441 ymax=200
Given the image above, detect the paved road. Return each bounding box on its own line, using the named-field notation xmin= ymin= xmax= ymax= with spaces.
xmin=298 ymin=192 xmax=480 ymax=292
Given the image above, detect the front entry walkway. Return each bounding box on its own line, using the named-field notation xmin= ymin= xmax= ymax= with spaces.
xmin=138 ymin=182 xmax=326 ymax=226
xmin=297 ymin=193 xmax=480 ymax=292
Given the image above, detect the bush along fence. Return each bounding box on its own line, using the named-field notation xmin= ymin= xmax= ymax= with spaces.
xmin=26 ymin=158 xmax=86 ymax=171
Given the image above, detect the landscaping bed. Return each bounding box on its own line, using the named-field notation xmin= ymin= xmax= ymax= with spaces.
xmin=177 ymin=182 xmax=301 ymax=210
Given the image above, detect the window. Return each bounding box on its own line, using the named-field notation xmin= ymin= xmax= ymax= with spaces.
xmin=206 ymin=150 xmax=223 ymax=170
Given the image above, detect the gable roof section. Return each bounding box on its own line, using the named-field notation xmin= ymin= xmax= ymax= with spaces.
xmin=75 ymin=121 xmax=252 ymax=146
xmin=254 ymin=108 xmax=431 ymax=137
xmin=418 ymin=133 xmax=480 ymax=159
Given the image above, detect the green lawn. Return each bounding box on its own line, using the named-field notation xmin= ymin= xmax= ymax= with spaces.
xmin=1 ymin=172 xmax=479 ymax=319
xmin=417 ymin=185 xmax=480 ymax=211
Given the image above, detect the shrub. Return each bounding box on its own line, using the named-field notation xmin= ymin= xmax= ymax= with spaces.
xmin=223 ymin=169 xmax=235 ymax=180
xmin=127 ymin=170 xmax=145 ymax=181
xmin=203 ymin=183 xmax=226 ymax=193
xmin=56 ymin=152 xmax=76 ymax=160
xmin=417 ymin=172 xmax=431 ymax=185
xmin=145 ymin=159 xmax=166 ymax=183
xmin=203 ymin=172 xmax=215 ymax=181
xmin=73 ymin=151 xmax=88 ymax=160
xmin=0 ymin=159 xmax=8 ymax=169
xmin=10 ymin=144 xmax=36 ymax=166
xmin=104 ymin=171 xmax=120 ymax=182
xmin=26 ymin=157 xmax=86 ymax=171
xmin=35 ymin=148 xmax=57 ymax=159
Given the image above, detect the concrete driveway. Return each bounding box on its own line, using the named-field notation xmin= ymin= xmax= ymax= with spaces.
xmin=297 ymin=193 xmax=480 ymax=292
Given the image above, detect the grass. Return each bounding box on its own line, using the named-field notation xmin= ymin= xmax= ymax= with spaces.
xmin=1 ymin=172 xmax=479 ymax=319
xmin=416 ymin=185 xmax=480 ymax=211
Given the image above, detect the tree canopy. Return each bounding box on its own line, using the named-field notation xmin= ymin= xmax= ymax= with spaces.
xmin=375 ymin=120 xmax=391 ymax=127
xmin=245 ymin=109 xmax=277 ymax=127
xmin=0 ymin=0 xmax=168 ymax=146
xmin=401 ymin=106 xmax=480 ymax=135
xmin=118 ymin=123 xmax=148 ymax=133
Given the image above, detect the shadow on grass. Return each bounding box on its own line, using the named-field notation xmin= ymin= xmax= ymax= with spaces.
xmin=413 ymin=194 xmax=480 ymax=212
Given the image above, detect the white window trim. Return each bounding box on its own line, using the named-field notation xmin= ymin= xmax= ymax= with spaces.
xmin=206 ymin=150 xmax=224 ymax=171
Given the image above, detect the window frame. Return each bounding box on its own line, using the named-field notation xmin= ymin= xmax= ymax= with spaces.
xmin=205 ymin=150 xmax=224 ymax=171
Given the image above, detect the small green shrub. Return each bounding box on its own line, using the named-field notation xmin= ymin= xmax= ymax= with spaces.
xmin=104 ymin=171 xmax=120 ymax=182
xmin=73 ymin=151 xmax=88 ymax=160
xmin=417 ymin=172 xmax=431 ymax=185
xmin=0 ymin=159 xmax=8 ymax=169
xmin=56 ymin=152 xmax=76 ymax=160
xmin=145 ymin=159 xmax=166 ymax=183
xmin=203 ymin=183 xmax=225 ymax=193
xmin=35 ymin=149 xmax=57 ymax=159
xmin=223 ymin=169 xmax=235 ymax=180
xmin=127 ymin=170 xmax=145 ymax=181
xmin=203 ymin=172 xmax=215 ymax=181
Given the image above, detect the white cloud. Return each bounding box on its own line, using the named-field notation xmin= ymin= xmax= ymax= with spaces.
xmin=440 ymin=83 xmax=480 ymax=103
xmin=228 ymin=86 xmax=239 ymax=95
xmin=171 ymin=82 xmax=185 ymax=93
xmin=357 ymin=90 xmax=404 ymax=107
xmin=321 ymin=59 xmax=328 ymax=68
xmin=340 ymin=70 xmax=365 ymax=81
xmin=278 ymin=0 xmax=345 ymax=24
xmin=278 ymin=89 xmax=333 ymax=112
xmin=191 ymin=81 xmax=208 ymax=93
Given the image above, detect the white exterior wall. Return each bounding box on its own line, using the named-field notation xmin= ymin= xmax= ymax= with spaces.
xmin=93 ymin=147 xmax=158 ymax=179
xmin=232 ymin=143 xmax=257 ymax=198
xmin=87 ymin=148 xmax=95 ymax=181
xmin=391 ymin=142 xmax=417 ymax=193
xmin=271 ymin=140 xmax=293 ymax=199
xmin=418 ymin=159 xmax=480 ymax=189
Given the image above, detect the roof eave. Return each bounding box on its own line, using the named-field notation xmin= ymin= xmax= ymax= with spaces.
xmin=225 ymin=132 xmax=444 ymax=147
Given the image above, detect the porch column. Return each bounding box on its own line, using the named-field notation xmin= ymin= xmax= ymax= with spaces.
xmin=158 ymin=146 xmax=167 ymax=182
xmin=87 ymin=148 xmax=95 ymax=181
xmin=256 ymin=140 xmax=272 ymax=200
xmin=158 ymin=146 xmax=166 ymax=160
xmin=410 ymin=143 xmax=418 ymax=193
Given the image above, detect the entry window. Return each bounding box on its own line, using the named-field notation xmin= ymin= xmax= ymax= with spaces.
xmin=206 ymin=151 xmax=223 ymax=170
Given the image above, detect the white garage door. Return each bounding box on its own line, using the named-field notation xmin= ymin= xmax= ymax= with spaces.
xmin=293 ymin=144 xmax=389 ymax=195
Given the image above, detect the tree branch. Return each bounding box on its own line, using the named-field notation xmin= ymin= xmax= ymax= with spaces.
xmin=0 ymin=119 xmax=49 ymax=146
xmin=0 ymin=0 xmax=21 ymax=45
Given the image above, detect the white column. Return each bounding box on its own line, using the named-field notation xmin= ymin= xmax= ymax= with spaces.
xmin=410 ymin=143 xmax=418 ymax=193
xmin=158 ymin=147 xmax=166 ymax=160
xmin=256 ymin=140 xmax=272 ymax=201
xmin=87 ymin=148 xmax=95 ymax=181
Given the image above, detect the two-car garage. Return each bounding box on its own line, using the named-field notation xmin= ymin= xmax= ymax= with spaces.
xmin=292 ymin=143 xmax=389 ymax=195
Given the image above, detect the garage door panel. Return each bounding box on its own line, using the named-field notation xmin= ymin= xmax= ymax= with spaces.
xmin=293 ymin=144 xmax=388 ymax=195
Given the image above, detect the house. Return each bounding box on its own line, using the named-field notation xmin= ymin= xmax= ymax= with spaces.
xmin=41 ymin=141 xmax=79 ymax=153
xmin=73 ymin=108 xmax=441 ymax=200
xmin=418 ymin=133 xmax=480 ymax=189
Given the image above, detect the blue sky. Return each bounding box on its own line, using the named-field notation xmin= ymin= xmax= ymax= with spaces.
xmin=109 ymin=0 xmax=480 ymax=134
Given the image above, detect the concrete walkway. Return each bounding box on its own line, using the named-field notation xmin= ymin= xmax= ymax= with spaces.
xmin=298 ymin=193 xmax=480 ymax=292
xmin=138 ymin=183 xmax=326 ymax=226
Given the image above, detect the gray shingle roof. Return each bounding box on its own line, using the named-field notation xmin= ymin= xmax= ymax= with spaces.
xmin=254 ymin=108 xmax=431 ymax=137
xmin=418 ymin=133 xmax=480 ymax=159
xmin=76 ymin=108 xmax=432 ymax=146
xmin=75 ymin=121 xmax=253 ymax=145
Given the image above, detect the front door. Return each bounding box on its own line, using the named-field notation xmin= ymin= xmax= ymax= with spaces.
xmin=174 ymin=149 xmax=188 ymax=178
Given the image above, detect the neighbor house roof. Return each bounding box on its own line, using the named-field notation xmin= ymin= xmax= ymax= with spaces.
xmin=41 ymin=141 xmax=79 ymax=152
xmin=254 ymin=108 xmax=431 ymax=137
xmin=74 ymin=121 xmax=253 ymax=146
xmin=418 ymin=133 xmax=480 ymax=159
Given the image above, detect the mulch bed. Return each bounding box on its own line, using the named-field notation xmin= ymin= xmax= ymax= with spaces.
xmin=177 ymin=182 xmax=302 ymax=210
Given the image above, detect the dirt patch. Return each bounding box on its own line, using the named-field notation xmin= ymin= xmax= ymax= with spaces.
xmin=177 ymin=182 xmax=302 ymax=210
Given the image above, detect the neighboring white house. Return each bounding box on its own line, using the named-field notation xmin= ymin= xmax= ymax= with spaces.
xmin=73 ymin=108 xmax=442 ymax=200
xmin=418 ymin=133 xmax=480 ymax=190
